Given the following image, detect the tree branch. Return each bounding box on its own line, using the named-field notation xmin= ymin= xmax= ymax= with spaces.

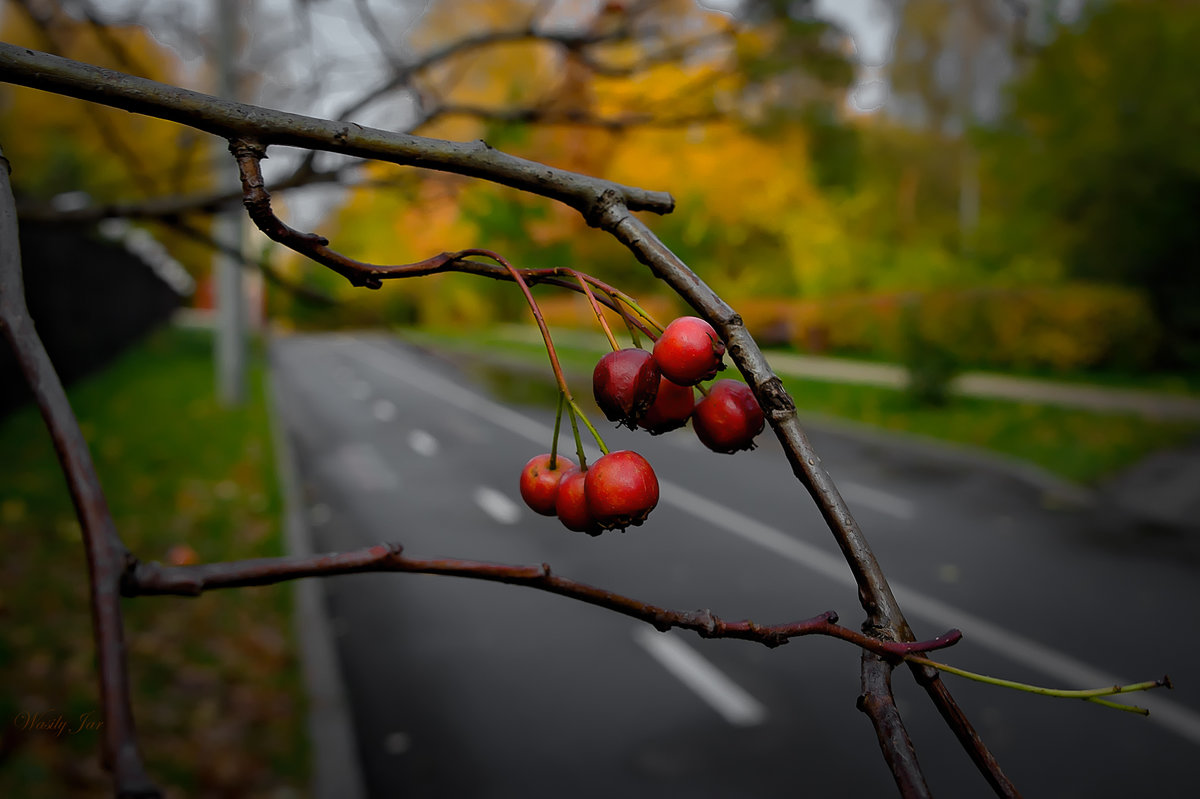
xmin=427 ymin=102 xmax=722 ymax=131
xmin=14 ymin=165 xmax=346 ymax=223
xmin=124 ymin=542 xmax=962 ymax=659
xmin=0 ymin=145 xmax=159 ymax=798
xmin=0 ymin=43 xmax=1021 ymax=796
xmin=860 ymin=654 xmax=932 ymax=798
xmin=0 ymin=43 xmax=674 ymax=216
xmin=910 ymin=665 xmax=1023 ymax=797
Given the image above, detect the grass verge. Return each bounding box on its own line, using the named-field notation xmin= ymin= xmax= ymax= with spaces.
xmin=0 ymin=325 xmax=308 ymax=797
xmin=402 ymin=326 xmax=1200 ymax=484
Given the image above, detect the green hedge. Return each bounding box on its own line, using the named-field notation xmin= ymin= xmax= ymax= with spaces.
xmin=737 ymin=284 xmax=1161 ymax=372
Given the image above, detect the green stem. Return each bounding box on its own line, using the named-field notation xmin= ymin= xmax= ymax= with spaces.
xmin=556 ymin=269 xmax=660 ymax=340
xmin=550 ymin=392 xmax=565 ymax=468
xmin=606 ymin=287 xmax=643 ymax=349
xmin=606 ymin=287 xmax=665 ymax=336
xmin=906 ymin=656 xmax=1166 ymax=715
xmin=568 ymin=401 xmax=588 ymax=470
xmin=571 ymin=269 xmax=621 ymax=351
xmin=569 ymin=398 xmax=610 ymax=456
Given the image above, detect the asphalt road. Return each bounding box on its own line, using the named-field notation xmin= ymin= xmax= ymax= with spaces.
xmin=270 ymin=332 xmax=1200 ymax=798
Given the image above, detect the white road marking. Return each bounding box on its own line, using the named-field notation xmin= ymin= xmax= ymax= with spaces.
xmin=372 ymin=398 xmax=397 ymax=422
xmin=407 ymin=429 xmax=440 ymax=457
xmin=308 ymin=503 xmax=332 ymax=526
xmin=331 ymin=441 xmax=399 ymax=492
xmin=840 ymin=480 xmax=916 ymax=521
xmin=633 ymin=627 xmax=767 ymax=727
xmin=344 ymin=339 xmax=1200 ymax=746
xmin=474 ymin=486 xmax=521 ymax=525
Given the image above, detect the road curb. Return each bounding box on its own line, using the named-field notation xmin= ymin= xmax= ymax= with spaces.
xmin=267 ymin=365 xmax=368 ymax=799
xmin=793 ymin=410 xmax=1098 ymax=509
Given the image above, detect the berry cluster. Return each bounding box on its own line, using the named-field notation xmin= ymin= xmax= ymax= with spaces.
xmin=519 ymin=314 xmax=764 ymax=535
xmin=595 ymin=316 xmax=764 ymax=453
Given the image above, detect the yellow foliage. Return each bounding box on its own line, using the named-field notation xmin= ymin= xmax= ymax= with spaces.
xmin=0 ymin=8 xmax=208 ymax=203
xmin=736 ymin=285 xmax=1161 ymax=372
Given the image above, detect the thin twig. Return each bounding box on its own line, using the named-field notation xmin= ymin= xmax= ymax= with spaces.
xmin=124 ymin=543 xmax=961 ymax=659
xmin=0 ymin=43 xmax=674 ymax=215
xmin=907 ymin=656 xmax=1169 ymax=714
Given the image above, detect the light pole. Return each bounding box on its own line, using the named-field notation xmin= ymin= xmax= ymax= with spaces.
xmin=213 ymin=0 xmax=246 ymax=406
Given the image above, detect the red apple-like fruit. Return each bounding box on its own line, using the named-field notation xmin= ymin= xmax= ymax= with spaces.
xmin=585 ymin=450 xmax=659 ymax=531
xmin=637 ymin=375 xmax=695 ymax=435
xmin=518 ymin=453 xmax=578 ymax=516
xmin=556 ymin=470 xmax=602 ymax=535
xmin=652 ymin=316 xmax=726 ymax=385
xmin=593 ymin=348 xmax=660 ymax=429
xmin=692 ymin=379 xmax=764 ymax=454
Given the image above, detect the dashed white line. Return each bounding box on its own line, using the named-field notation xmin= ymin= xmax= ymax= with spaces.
xmin=344 ymin=339 xmax=1200 ymax=746
xmin=633 ymin=627 xmax=767 ymax=727
xmin=331 ymin=442 xmax=399 ymax=492
xmin=407 ymin=429 xmax=440 ymax=457
xmin=308 ymin=503 xmax=332 ymax=526
xmin=372 ymin=398 xmax=397 ymax=422
xmin=474 ymin=486 xmax=521 ymax=525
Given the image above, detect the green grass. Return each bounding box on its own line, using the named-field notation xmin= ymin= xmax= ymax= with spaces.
xmin=402 ymin=326 xmax=1200 ymax=484
xmin=0 ymin=326 xmax=309 ymax=797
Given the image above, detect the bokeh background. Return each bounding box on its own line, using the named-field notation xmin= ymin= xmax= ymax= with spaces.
xmin=2 ymin=1 xmax=1198 ymax=796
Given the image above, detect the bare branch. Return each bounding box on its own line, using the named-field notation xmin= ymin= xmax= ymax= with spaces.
xmin=0 ymin=39 xmax=1029 ymax=795
xmin=426 ymin=102 xmax=721 ymax=131
xmin=15 ymin=165 xmax=346 ymax=223
xmin=0 ymin=43 xmax=674 ymax=215
xmin=0 ymin=145 xmax=160 ymax=798
xmin=165 ymin=218 xmax=339 ymax=307
xmin=332 ymin=22 xmax=633 ymax=123
xmin=910 ymin=664 xmax=1023 ymax=797
xmin=860 ymin=654 xmax=932 ymax=798
xmin=124 ymin=542 xmax=962 ymax=659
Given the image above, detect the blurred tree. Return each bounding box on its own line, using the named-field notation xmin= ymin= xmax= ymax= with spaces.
xmin=323 ymin=0 xmax=864 ymax=320
xmin=981 ymin=0 xmax=1200 ymax=366
xmin=0 ymin=2 xmax=218 ymax=292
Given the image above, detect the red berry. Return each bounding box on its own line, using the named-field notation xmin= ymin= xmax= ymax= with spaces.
xmin=519 ymin=453 xmax=578 ymax=516
xmin=556 ymin=470 xmax=602 ymax=535
xmin=692 ymin=379 xmax=764 ymax=454
xmin=593 ymin=348 xmax=660 ymax=429
xmin=637 ymin=375 xmax=695 ymax=435
xmin=585 ymin=450 xmax=659 ymax=531
xmin=652 ymin=316 xmax=726 ymax=385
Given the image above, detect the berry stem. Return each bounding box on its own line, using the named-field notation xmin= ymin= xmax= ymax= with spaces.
xmin=605 ymin=287 xmax=643 ymax=349
xmin=567 ymin=400 xmax=588 ymax=470
xmin=571 ymin=269 xmax=621 ymax=352
xmin=464 ymin=250 xmax=572 ymax=398
xmin=550 ymin=391 xmax=565 ymax=468
xmin=569 ymin=397 xmax=610 ymax=456
xmin=905 ymin=655 xmax=1169 ymax=715
xmin=605 ymin=287 xmax=665 ymax=336
xmin=551 ymin=268 xmax=659 ymax=341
